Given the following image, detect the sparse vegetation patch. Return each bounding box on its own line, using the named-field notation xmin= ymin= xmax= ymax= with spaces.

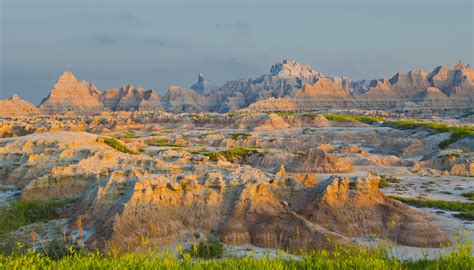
xmin=230 ymin=132 xmax=251 ymax=140
xmin=0 ymin=200 xmax=72 ymax=235
xmin=391 ymin=196 xmax=474 ymax=220
xmin=101 ymin=137 xmax=136 ymax=154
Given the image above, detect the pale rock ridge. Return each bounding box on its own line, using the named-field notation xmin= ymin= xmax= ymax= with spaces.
xmin=269 ymin=59 xmax=320 ymax=80
xmin=249 ymin=61 xmax=474 ymax=112
xmin=0 ymin=94 xmax=40 ymax=117
xmin=100 ymin=84 xmax=163 ymax=111
xmin=160 ymin=85 xmax=208 ymax=113
xmin=12 ymin=60 xmax=474 ymax=115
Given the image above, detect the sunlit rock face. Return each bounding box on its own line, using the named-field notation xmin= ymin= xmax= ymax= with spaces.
xmin=0 ymin=130 xmax=450 ymax=251
xmin=23 ymin=60 xmax=474 ymax=115
xmin=38 ymin=71 xmax=104 ymax=115
xmin=0 ymin=94 xmax=40 ymax=117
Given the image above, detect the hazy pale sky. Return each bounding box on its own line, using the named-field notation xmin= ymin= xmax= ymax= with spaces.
xmin=1 ymin=0 xmax=473 ymax=104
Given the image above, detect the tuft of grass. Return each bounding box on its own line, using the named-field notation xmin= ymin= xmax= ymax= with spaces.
xmin=391 ymin=196 xmax=474 ymax=220
xmin=445 ymin=152 xmax=461 ymax=159
xmin=461 ymin=192 xmax=474 ymax=201
xmin=101 ymin=137 xmax=136 ymax=154
xmin=0 ymin=200 xmax=72 ymax=235
xmin=230 ymin=132 xmax=251 ymax=140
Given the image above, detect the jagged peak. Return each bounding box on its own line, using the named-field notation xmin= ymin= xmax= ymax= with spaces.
xmin=191 ymin=73 xmax=217 ymax=94
xmin=454 ymin=60 xmax=464 ymax=69
xmin=269 ymin=59 xmax=320 ymax=79
xmin=198 ymin=73 xmax=206 ymax=82
xmin=58 ymin=70 xmax=77 ymax=82
xmin=8 ymin=94 xmax=21 ymax=101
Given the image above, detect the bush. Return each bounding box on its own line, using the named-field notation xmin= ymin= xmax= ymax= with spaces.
xmin=462 ymin=192 xmax=474 ymax=201
xmin=184 ymin=241 xmax=225 ymax=259
xmin=101 ymin=137 xmax=136 ymax=154
xmin=145 ymin=138 xmax=183 ymax=147
xmin=230 ymin=132 xmax=251 ymax=140
xmin=219 ymin=148 xmax=261 ymax=162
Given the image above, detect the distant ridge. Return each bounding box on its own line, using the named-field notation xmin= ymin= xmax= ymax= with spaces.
xmin=2 ymin=60 xmax=473 ymax=115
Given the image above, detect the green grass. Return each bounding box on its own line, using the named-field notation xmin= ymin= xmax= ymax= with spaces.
xmin=190 ymin=147 xmax=263 ymax=163
xmin=219 ymin=148 xmax=262 ymax=162
xmin=378 ymin=175 xmax=401 ymax=188
xmin=391 ymin=196 xmax=474 ymax=221
xmin=146 ymin=138 xmax=183 ymax=147
xmin=101 ymin=137 xmax=136 ymax=154
xmin=322 ymin=114 xmax=385 ymax=124
xmin=461 ymin=192 xmax=474 ymax=201
xmin=387 ymin=120 xmax=474 ymax=149
xmin=0 ymin=241 xmax=472 ymax=269
xmin=190 ymin=149 xmax=222 ymax=162
xmin=0 ymin=200 xmax=71 ymax=235
xmin=230 ymin=132 xmax=251 ymax=140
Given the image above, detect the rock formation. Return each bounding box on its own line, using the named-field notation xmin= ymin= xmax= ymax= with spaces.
xmin=5 ymin=60 xmax=474 ymax=115
xmin=0 ymin=94 xmax=40 ymax=117
xmin=160 ymin=85 xmax=210 ymax=113
xmin=190 ymin=73 xmax=218 ymax=94
xmin=38 ymin=71 xmax=104 ymax=114
xmin=0 ymin=132 xmax=449 ymax=250
xmin=101 ymin=84 xmax=163 ymax=111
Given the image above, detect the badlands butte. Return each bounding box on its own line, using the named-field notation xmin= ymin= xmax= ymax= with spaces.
xmin=0 ymin=60 xmax=473 ymax=256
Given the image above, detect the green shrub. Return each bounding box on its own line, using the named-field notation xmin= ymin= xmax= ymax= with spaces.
xmin=462 ymin=192 xmax=474 ymax=201
xmin=377 ymin=174 xmax=400 ymax=188
xmin=219 ymin=148 xmax=260 ymax=162
xmin=230 ymin=132 xmax=251 ymax=140
xmin=145 ymin=138 xmax=183 ymax=147
xmin=391 ymin=196 xmax=474 ymax=220
xmin=101 ymin=137 xmax=136 ymax=154
xmin=0 ymin=200 xmax=71 ymax=235
xmin=184 ymin=240 xmax=224 ymax=259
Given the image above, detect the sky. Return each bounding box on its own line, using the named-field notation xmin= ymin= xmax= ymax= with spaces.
xmin=1 ymin=0 xmax=473 ymax=105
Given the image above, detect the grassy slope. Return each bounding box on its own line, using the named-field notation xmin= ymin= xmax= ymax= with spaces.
xmin=1 ymin=242 xmax=472 ymax=269
xmin=391 ymin=196 xmax=474 ymax=221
